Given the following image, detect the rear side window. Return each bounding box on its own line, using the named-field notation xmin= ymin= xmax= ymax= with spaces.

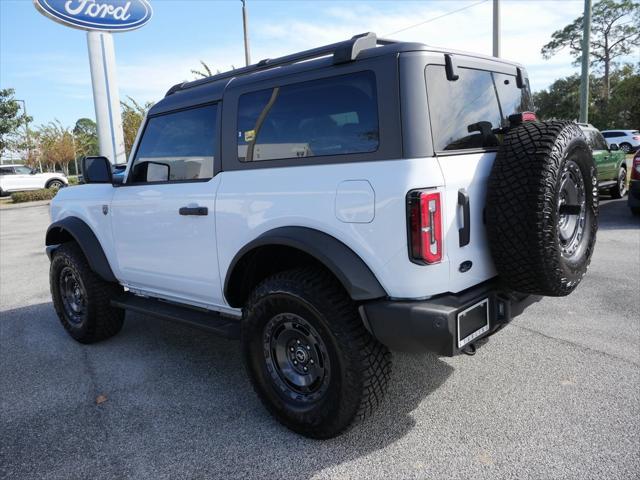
xmin=130 ymin=104 xmax=217 ymax=183
xmin=425 ymin=66 xmax=533 ymax=152
xmin=0 ymin=167 xmax=14 ymax=175
xmin=237 ymin=71 xmax=379 ymax=162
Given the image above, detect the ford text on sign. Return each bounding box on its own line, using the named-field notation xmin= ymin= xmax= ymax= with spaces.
xmin=33 ymin=0 xmax=153 ymax=32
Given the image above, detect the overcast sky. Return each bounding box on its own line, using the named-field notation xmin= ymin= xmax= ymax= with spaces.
xmin=1 ymin=0 xmax=637 ymax=126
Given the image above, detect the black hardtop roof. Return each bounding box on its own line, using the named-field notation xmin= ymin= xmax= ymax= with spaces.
xmin=149 ymin=32 xmax=524 ymax=116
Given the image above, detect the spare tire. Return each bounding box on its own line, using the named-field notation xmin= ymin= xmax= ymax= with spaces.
xmin=486 ymin=121 xmax=598 ymax=296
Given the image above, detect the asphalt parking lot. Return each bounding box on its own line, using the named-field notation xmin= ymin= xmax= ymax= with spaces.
xmin=1 ymin=199 xmax=638 ymax=480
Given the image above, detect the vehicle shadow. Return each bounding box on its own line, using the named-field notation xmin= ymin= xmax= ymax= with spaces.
xmin=597 ymin=197 xmax=640 ymax=230
xmin=0 ymin=301 xmax=453 ymax=480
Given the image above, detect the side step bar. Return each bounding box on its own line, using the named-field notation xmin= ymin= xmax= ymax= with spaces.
xmin=111 ymin=293 xmax=240 ymax=339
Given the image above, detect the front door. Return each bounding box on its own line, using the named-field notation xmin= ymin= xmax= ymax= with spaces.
xmin=588 ymin=130 xmax=617 ymax=182
xmin=12 ymin=165 xmax=40 ymax=190
xmin=110 ymin=103 xmax=224 ymax=307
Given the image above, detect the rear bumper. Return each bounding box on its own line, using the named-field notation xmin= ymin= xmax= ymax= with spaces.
xmin=361 ymin=281 xmax=541 ymax=356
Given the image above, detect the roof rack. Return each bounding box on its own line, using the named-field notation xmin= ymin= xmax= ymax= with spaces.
xmin=166 ymin=32 xmax=395 ymax=96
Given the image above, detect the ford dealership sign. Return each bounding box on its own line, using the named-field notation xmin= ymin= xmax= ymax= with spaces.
xmin=33 ymin=0 xmax=153 ymax=32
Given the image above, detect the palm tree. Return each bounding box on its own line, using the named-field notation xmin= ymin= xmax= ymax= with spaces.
xmin=191 ymin=61 xmax=236 ymax=79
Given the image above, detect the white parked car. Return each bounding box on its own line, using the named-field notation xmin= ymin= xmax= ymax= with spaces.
xmin=0 ymin=164 xmax=68 ymax=196
xmin=600 ymin=129 xmax=640 ymax=153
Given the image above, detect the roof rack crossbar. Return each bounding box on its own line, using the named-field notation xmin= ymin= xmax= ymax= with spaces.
xmin=166 ymin=32 xmax=393 ymax=96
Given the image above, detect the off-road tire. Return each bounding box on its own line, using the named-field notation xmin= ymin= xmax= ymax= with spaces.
xmin=242 ymin=267 xmax=391 ymax=439
xmin=486 ymin=121 xmax=598 ymax=296
xmin=610 ymin=167 xmax=628 ymax=199
xmin=50 ymin=242 xmax=124 ymax=343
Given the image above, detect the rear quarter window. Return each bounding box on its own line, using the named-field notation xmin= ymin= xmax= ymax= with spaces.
xmin=425 ymin=65 xmax=533 ymax=152
xmin=237 ymin=71 xmax=379 ymax=162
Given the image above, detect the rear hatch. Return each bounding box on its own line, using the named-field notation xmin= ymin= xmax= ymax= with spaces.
xmin=424 ymin=62 xmax=533 ymax=293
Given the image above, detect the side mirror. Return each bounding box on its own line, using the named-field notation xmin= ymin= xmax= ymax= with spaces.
xmin=609 ymin=143 xmax=619 ymax=151
xmin=29 ymin=169 xmax=37 ymax=175
xmin=82 ymin=156 xmax=113 ymax=184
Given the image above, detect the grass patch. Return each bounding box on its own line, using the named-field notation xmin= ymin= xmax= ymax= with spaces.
xmin=10 ymin=188 xmax=58 ymax=203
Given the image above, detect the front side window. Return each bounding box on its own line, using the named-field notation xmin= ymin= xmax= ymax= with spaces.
xmin=426 ymin=66 xmax=533 ymax=152
xmin=237 ymin=71 xmax=379 ymax=162
xmin=602 ymin=132 xmax=615 ymax=138
xmin=130 ymin=104 xmax=217 ymax=183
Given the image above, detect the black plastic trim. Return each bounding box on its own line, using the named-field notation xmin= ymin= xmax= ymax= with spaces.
xmin=224 ymin=226 xmax=387 ymax=307
xmin=458 ymin=188 xmax=470 ymax=247
xmin=45 ymin=217 xmax=117 ymax=283
xmin=111 ymin=293 xmax=240 ymax=339
xmin=362 ymin=280 xmax=541 ymax=355
xmin=444 ymin=54 xmax=459 ymax=81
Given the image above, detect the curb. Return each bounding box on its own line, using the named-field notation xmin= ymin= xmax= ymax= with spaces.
xmin=0 ymin=200 xmax=51 ymax=210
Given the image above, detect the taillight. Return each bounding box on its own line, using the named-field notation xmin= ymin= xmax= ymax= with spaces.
xmin=632 ymin=156 xmax=640 ymax=181
xmin=408 ymin=190 xmax=443 ymax=264
xmin=507 ymin=111 xmax=537 ymax=125
xmin=632 ymin=136 xmax=640 ymax=140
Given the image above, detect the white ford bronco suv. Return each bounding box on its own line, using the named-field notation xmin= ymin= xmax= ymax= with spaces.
xmin=46 ymin=33 xmax=598 ymax=438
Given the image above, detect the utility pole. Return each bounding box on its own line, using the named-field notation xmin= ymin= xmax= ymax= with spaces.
xmin=16 ymin=99 xmax=41 ymax=171
xmin=579 ymin=0 xmax=592 ymax=123
xmin=492 ymin=0 xmax=500 ymax=57
xmin=71 ymin=133 xmax=79 ymax=178
xmin=241 ymin=0 xmax=251 ymax=66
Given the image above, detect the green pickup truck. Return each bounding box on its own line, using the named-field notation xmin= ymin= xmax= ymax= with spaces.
xmin=579 ymin=123 xmax=628 ymax=198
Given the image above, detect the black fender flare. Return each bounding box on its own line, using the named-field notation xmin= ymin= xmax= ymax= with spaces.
xmin=45 ymin=216 xmax=117 ymax=283
xmin=224 ymin=226 xmax=387 ymax=307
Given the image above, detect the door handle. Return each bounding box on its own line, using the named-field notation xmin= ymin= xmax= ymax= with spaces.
xmin=179 ymin=206 xmax=208 ymax=216
xmin=458 ymin=189 xmax=470 ymax=247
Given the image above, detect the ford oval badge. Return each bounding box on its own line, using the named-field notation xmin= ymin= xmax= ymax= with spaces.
xmin=34 ymin=0 xmax=153 ymax=32
xmin=459 ymin=260 xmax=473 ymax=273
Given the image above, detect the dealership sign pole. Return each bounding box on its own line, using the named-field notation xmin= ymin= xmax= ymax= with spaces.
xmin=33 ymin=0 xmax=153 ymax=165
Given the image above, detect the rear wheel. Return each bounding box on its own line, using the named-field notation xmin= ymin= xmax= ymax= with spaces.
xmin=46 ymin=179 xmax=64 ymax=190
xmin=242 ymin=268 xmax=391 ymax=438
xmin=50 ymin=243 xmax=124 ymax=343
xmin=610 ymin=167 xmax=628 ymax=199
xmin=619 ymin=143 xmax=632 ymax=154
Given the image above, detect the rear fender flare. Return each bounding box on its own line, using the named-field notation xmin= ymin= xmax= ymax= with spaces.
xmin=224 ymin=226 xmax=387 ymax=307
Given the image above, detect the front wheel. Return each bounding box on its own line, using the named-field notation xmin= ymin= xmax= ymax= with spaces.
xmin=610 ymin=167 xmax=628 ymax=199
xmin=50 ymin=243 xmax=124 ymax=343
xmin=242 ymin=268 xmax=391 ymax=439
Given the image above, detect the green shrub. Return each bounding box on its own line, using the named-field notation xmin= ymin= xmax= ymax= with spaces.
xmin=10 ymin=189 xmax=58 ymax=203
xmin=68 ymin=176 xmax=80 ymax=185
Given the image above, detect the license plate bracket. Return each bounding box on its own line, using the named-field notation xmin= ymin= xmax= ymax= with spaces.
xmin=457 ymin=298 xmax=490 ymax=349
